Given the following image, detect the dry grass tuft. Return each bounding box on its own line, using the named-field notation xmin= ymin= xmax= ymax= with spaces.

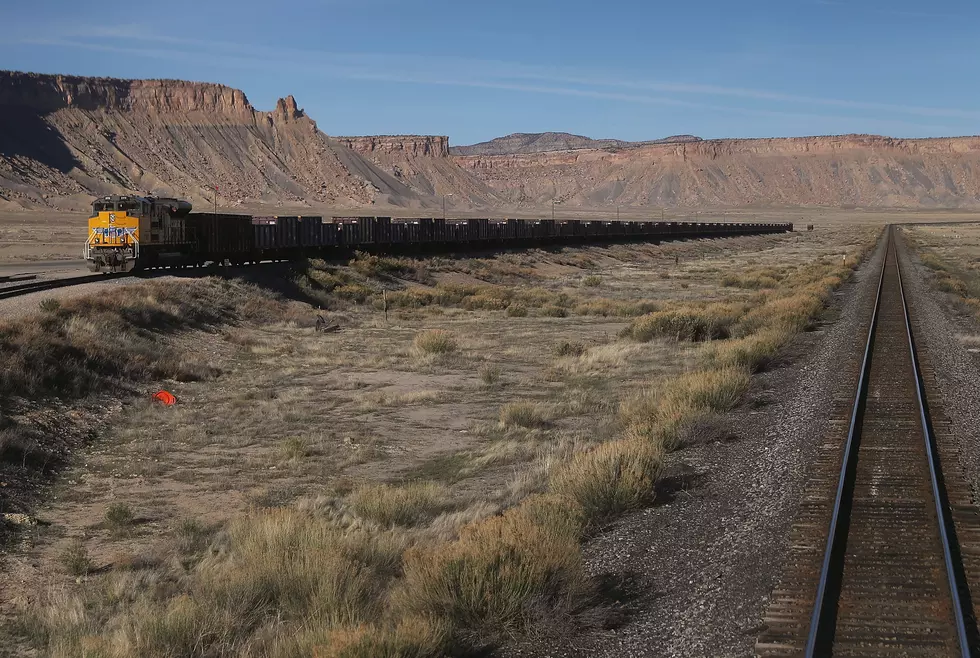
xmin=620 ymin=366 xmax=752 ymax=450
xmin=279 ymin=436 xmax=312 ymax=462
xmin=350 ymin=482 xmax=451 ymax=527
xmin=920 ymin=253 xmax=948 ymax=271
xmin=478 ymin=363 xmax=501 ymax=389
xmin=499 ymin=402 xmax=549 ymax=429
xmin=551 ymin=439 xmax=664 ymax=522
xmin=582 ymin=275 xmax=602 ymax=287
xmin=623 ymin=303 xmax=746 ymax=342
xmin=700 ymin=328 xmax=793 ymax=372
xmin=541 ymin=304 xmax=569 ymax=318
xmin=554 ymin=340 xmax=587 ymax=357
xmin=412 ymin=329 xmax=457 ymax=355
xmin=59 ymin=539 xmax=92 ymax=576
xmin=395 ymin=494 xmax=587 ymax=643
xmin=104 ymin=502 xmax=135 ymax=534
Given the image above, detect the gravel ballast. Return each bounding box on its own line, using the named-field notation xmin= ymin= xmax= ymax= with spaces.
xmin=898 ymin=231 xmax=980 ymax=512
xmin=506 ymin=237 xmax=888 ymax=657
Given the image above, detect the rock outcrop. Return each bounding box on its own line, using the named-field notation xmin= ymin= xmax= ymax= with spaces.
xmin=333 ymin=135 xmax=499 ymax=205
xmin=453 ymin=134 xmax=980 ymax=208
xmin=3 ymin=70 xmax=980 ymax=211
xmin=449 ymin=132 xmax=701 ymax=156
xmin=0 ymin=71 xmax=468 ymax=210
xmin=335 ymin=135 xmax=450 ymax=158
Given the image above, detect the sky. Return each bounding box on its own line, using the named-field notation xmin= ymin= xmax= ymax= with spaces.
xmin=2 ymin=0 xmax=979 ymax=145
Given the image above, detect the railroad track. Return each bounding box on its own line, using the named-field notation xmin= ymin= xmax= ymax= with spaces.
xmin=0 ymin=274 xmax=113 ymax=301
xmin=758 ymin=226 xmax=980 ymax=657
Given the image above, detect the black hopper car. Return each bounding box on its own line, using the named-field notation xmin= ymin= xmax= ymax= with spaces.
xmin=84 ymin=195 xmax=793 ymax=272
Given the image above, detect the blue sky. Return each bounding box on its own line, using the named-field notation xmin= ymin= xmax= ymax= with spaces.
xmin=3 ymin=0 xmax=978 ymax=144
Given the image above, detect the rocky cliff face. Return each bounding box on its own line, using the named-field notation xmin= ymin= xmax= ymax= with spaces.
xmin=335 ymin=135 xmax=450 ymax=158
xmin=453 ymin=134 xmax=980 ymax=208
xmin=449 ymin=132 xmax=702 ymax=156
xmin=3 ymin=70 xmax=980 ymax=212
xmin=333 ymin=134 xmax=499 ymax=205
xmin=0 ymin=71 xmax=458 ymax=210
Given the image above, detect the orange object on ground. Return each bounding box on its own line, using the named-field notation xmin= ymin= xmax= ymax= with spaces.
xmin=153 ymin=391 xmax=177 ymax=406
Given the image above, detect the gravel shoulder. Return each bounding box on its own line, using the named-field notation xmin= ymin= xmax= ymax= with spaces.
xmin=505 ymin=235 xmax=887 ymax=657
xmin=897 ymin=231 xmax=980 ymax=511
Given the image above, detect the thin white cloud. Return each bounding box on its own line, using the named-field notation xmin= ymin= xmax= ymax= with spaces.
xmin=17 ymin=26 xmax=968 ymax=133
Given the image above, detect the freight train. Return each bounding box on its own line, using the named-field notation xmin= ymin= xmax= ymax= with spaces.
xmin=84 ymin=195 xmax=793 ymax=273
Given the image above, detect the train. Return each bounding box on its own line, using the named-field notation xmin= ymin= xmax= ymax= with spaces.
xmin=84 ymin=195 xmax=794 ymax=273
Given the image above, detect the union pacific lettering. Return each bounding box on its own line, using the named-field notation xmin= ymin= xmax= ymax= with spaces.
xmin=92 ymin=227 xmax=138 ymax=239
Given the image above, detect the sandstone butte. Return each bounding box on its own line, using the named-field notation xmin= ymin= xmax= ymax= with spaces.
xmin=2 ymin=69 xmax=980 ymax=212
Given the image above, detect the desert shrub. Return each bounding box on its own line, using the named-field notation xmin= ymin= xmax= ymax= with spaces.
xmin=280 ymin=436 xmax=312 ymax=462
xmin=936 ymin=273 xmax=968 ymax=296
xmin=59 ymin=539 xmax=92 ymax=576
xmin=333 ymin=283 xmax=376 ymax=303
xmin=735 ymin=290 xmax=825 ymax=336
xmin=505 ymin=304 xmax=528 ymax=317
xmin=572 ymin=299 xmax=659 ymax=317
xmin=412 ymin=330 xmax=457 ymax=355
xmin=554 ymin=340 xmax=587 ymax=357
xmin=104 ymin=502 xmax=135 ymax=533
xmin=582 ymin=275 xmax=602 ymax=287
xmin=38 ymin=298 xmax=61 ymax=312
xmin=395 ymin=495 xmax=587 ymax=642
xmin=350 ymin=482 xmax=450 ymax=527
xmin=551 ymin=439 xmax=664 ymax=522
xmin=478 ymin=363 xmax=501 ymax=388
xmin=623 ymin=303 xmax=745 ymax=342
xmin=541 ymin=305 xmax=568 ymax=318
xmin=462 ymin=290 xmax=512 ymax=311
xmin=349 ymin=252 xmax=431 ymax=283
xmin=621 ymin=367 xmax=751 ymax=450
xmin=513 ymin=287 xmax=565 ymax=308
xmin=701 ymin=328 xmax=793 ymax=372
xmin=721 ymin=268 xmax=785 ymax=289
xmin=921 ymin=253 xmax=948 ymax=271
xmin=499 ymin=402 xmax=548 ymax=429
xmin=305 ymin=265 xmax=357 ymax=291
xmin=657 ymin=367 xmax=750 ymax=418
xmin=174 ymin=518 xmax=213 ymax=555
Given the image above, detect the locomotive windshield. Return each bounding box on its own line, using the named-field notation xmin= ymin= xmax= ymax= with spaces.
xmin=92 ymin=198 xmax=143 ymax=214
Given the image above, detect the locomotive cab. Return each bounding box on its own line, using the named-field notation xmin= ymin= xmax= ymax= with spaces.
xmin=84 ymin=195 xmax=193 ymax=272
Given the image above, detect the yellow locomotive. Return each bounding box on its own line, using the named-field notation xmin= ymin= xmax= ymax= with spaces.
xmin=84 ymin=195 xmax=193 ymax=272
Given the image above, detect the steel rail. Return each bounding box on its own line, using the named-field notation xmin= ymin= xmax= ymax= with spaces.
xmin=0 ymin=274 xmax=115 ymax=301
xmin=897 ymin=242 xmax=971 ymax=658
xmin=803 ymin=228 xmax=887 ymax=657
xmin=803 ymin=227 xmax=972 ymax=656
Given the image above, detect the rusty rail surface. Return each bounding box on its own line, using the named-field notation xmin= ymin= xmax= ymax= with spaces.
xmin=757 ymin=226 xmax=980 ymax=657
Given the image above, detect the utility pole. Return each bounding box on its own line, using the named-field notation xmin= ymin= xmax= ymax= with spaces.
xmin=214 ymin=185 xmax=218 ymax=215
xmin=443 ymin=194 xmax=453 ymax=219
xmin=552 ymin=200 xmax=555 ymax=221
xmin=617 ymin=205 xmax=620 ymax=221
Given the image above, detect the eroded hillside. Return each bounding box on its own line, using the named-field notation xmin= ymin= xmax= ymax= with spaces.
xmin=3 ymin=70 xmax=980 ymax=211
xmin=453 ymin=135 xmax=980 ymax=209
xmin=0 ymin=71 xmax=487 ymax=211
